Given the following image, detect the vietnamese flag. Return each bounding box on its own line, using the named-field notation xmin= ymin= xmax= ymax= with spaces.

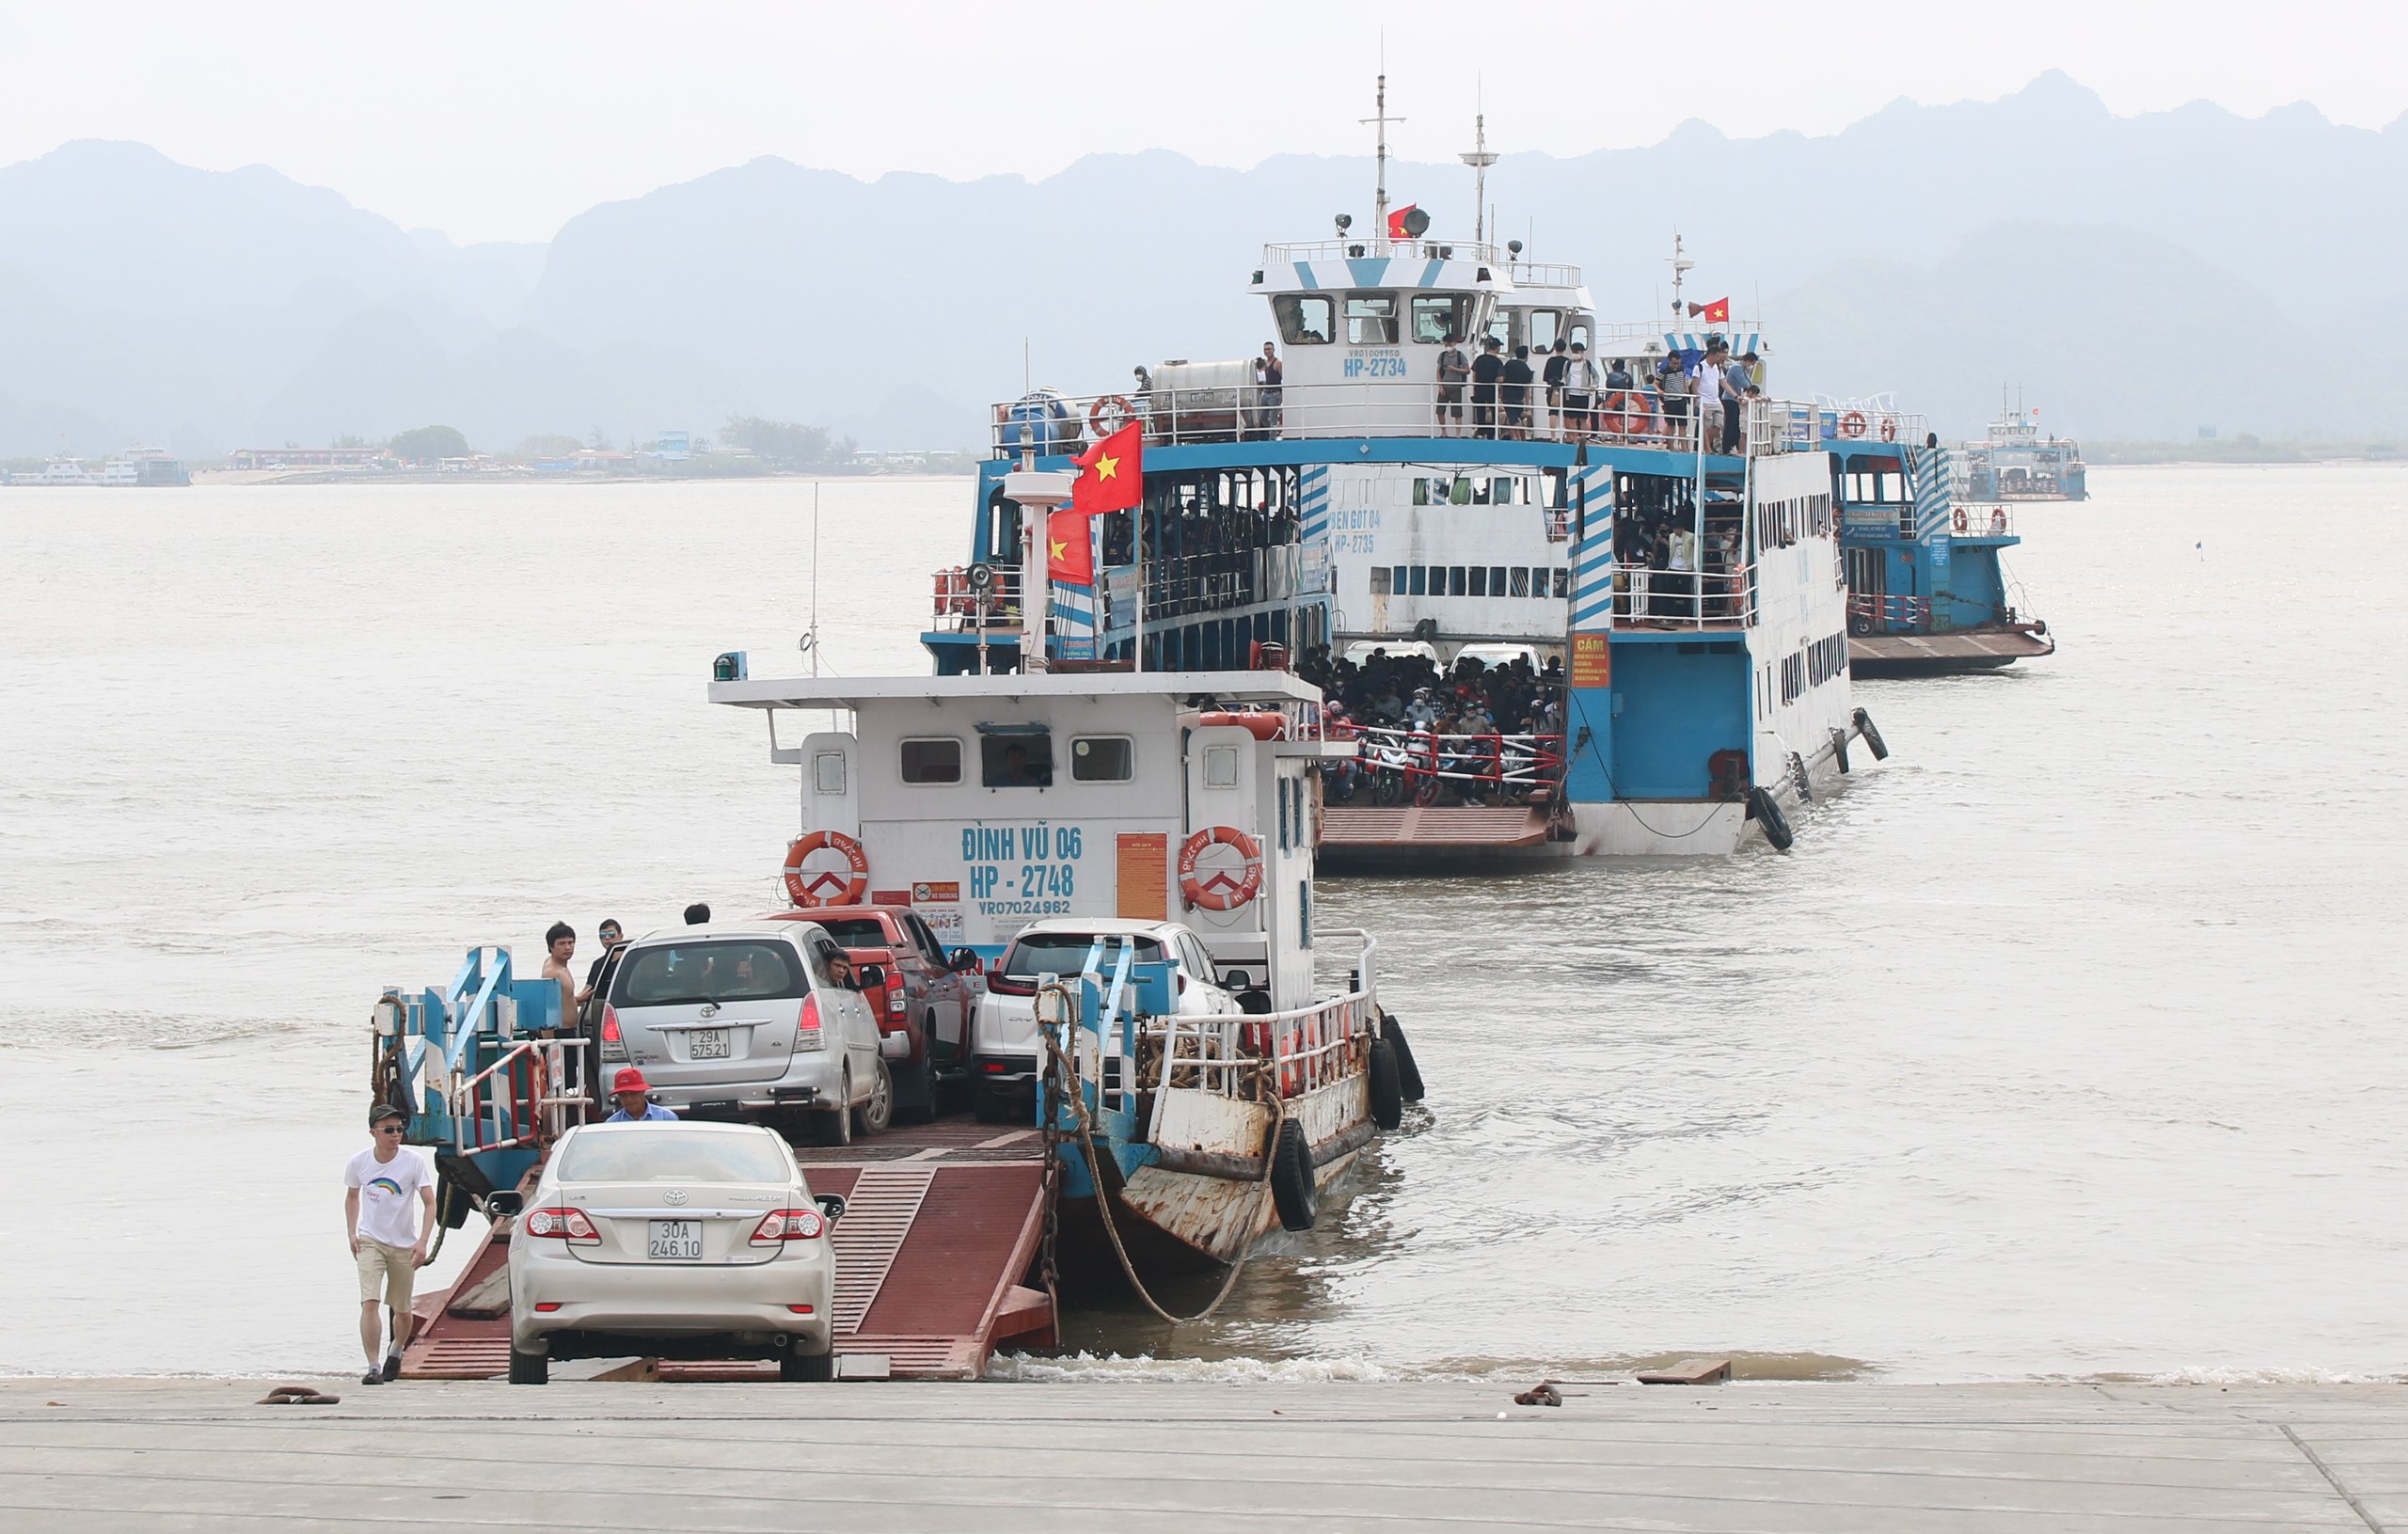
xmin=1687 ymin=296 xmax=1730 ymax=324
xmin=1071 ymin=420 xmax=1143 ymax=515
xmin=1046 ymin=508 xmax=1094 ymax=586
xmin=1386 ymin=203 xmax=1420 ymax=240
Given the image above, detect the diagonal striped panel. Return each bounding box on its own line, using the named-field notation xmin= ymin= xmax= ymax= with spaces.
xmin=829 ymin=1165 xmax=935 ymax=1334
xmin=1296 ymin=465 xmax=1332 ymax=545
xmin=1907 ymin=445 xmax=1954 ymax=541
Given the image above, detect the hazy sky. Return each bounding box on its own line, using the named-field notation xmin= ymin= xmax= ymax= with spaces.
xmin=8 ymin=1 xmax=2404 ymax=245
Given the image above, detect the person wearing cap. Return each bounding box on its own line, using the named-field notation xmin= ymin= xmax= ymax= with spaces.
xmin=1470 ymin=337 xmax=1505 ymax=439
xmin=605 ymin=1067 xmax=678 ymax=1122
xmin=344 ymin=1102 xmax=435 ymax=1384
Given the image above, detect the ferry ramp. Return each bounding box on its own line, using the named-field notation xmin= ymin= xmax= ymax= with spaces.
xmin=1320 ymin=803 xmax=1557 ymax=861
xmin=401 ymin=1118 xmax=1052 ymax=1383
xmin=1849 ymin=626 xmax=2054 ymax=675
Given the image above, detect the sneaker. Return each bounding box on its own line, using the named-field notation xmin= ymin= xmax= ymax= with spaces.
xmin=381 ymin=1353 xmax=402 ymax=1383
xmin=361 ymin=1367 xmax=385 ymax=1385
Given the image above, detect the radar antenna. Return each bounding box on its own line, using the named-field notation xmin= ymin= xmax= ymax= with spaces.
xmin=1461 ymin=99 xmax=1497 ymax=245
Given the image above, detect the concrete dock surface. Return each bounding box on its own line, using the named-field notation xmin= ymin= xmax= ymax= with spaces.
xmin=2 ymin=1376 xmax=2403 ymax=1531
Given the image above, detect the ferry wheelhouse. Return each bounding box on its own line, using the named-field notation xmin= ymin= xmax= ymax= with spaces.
xmin=927 ymin=225 xmax=1883 ymax=857
xmin=1826 ymin=402 xmax=2054 ymax=676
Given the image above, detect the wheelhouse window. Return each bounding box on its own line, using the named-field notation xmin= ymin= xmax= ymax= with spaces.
xmin=899 ymin=738 xmax=962 ymax=784
xmin=980 ymin=731 xmax=1054 ymax=787
xmin=1344 ymin=292 xmax=1399 ymax=344
xmin=1525 ymin=309 xmax=1563 ymax=352
xmin=1409 ymin=293 xmax=1471 ymax=343
xmin=1070 ymin=735 xmax=1133 ymax=782
xmin=1273 ymin=294 xmax=1335 ymax=345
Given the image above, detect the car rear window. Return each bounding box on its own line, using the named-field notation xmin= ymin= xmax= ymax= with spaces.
xmin=812 ymin=918 xmax=893 ymax=949
xmin=559 ymin=1129 xmax=792 ymax=1184
xmin=612 ymin=941 xmax=808 ymax=1006
xmin=1002 ymin=933 xmax=1165 ymax=979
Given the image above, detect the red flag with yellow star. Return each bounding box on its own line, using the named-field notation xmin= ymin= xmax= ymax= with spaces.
xmin=1046 ymin=508 xmax=1094 ymax=586
xmin=1070 ymin=420 xmax=1143 ymax=515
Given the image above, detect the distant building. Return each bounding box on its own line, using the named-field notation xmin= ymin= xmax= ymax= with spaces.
xmin=228 ymin=446 xmax=385 ymax=470
xmin=644 ymin=430 xmax=691 ymax=463
xmin=2198 ymin=425 xmax=2218 ymax=439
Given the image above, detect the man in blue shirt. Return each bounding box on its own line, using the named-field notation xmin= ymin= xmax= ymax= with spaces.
xmin=604 ymin=1067 xmax=678 ymax=1122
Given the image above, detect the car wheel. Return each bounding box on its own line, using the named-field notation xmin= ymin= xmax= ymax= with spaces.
xmin=814 ymin=1072 xmax=853 ymax=1147
xmin=972 ymin=1082 xmax=1013 ymax=1124
xmin=781 ymin=1348 xmax=834 ymax=1383
xmin=508 ymin=1346 xmax=547 ymax=1385
xmin=854 ymin=1058 xmax=894 ymax=1136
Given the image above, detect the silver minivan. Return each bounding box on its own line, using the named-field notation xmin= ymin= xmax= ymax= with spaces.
xmin=600 ymin=923 xmax=891 ymax=1144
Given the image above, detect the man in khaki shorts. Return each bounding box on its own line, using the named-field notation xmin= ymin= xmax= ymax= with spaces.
xmin=344 ymin=1103 xmax=435 ymax=1384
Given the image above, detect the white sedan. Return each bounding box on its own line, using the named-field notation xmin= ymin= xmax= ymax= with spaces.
xmin=502 ymin=1121 xmax=844 ymax=1384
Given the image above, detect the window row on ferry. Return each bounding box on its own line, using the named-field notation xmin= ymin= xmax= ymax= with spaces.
xmin=1370 ymin=564 xmax=1567 ymax=599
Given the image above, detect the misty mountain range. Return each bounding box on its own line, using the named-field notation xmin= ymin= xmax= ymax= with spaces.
xmin=3 ymin=70 xmax=2403 ymax=459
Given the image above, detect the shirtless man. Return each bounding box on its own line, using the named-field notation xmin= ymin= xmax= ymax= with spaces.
xmin=540 ymin=922 xmax=587 ymax=1030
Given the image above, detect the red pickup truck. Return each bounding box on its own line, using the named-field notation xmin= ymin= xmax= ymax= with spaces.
xmin=762 ymin=906 xmax=984 ymax=1121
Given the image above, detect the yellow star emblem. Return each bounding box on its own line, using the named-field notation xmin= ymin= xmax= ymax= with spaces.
xmin=1091 ymin=453 xmax=1119 ymax=482
xmin=1050 ymin=535 xmax=1069 ymax=561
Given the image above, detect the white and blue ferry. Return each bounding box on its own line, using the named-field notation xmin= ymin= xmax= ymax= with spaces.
xmin=1823 ymin=400 xmax=2055 ymax=676
xmin=923 ymin=177 xmax=1882 ymax=856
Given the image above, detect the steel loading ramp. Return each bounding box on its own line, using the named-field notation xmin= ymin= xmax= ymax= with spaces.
xmin=1320 ymin=803 xmax=1556 ymax=853
xmin=401 ymin=1122 xmax=1052 ymax=1383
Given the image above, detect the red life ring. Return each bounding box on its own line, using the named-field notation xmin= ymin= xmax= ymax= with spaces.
xmin=1196 ymin=710 xmax=1286 ymax=740
xmin=1878 ymin=415 xmax=1898 ymax=443
xmin=1839 ymin=410 xmax=1867 ymax=439
xmin=1088 ymin=394 xmax=1134 ymax=436
xmin=1601 ymin=389 xmax=1655 ymax=435
xmin=1178 ymin=826 xmax=1264 ymax=911
xmin=783 ymin=830 xmax=869 ymax=909
xmin=1952 ymin=507 xmax=1969 ymax=533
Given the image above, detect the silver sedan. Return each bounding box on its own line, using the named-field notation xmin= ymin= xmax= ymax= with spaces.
xmin=502 ymin=1121 xmax=843 ymax=1384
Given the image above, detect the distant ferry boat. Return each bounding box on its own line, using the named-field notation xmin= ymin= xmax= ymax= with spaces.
xmin=1957 ymin=397 xmax=2085 ymax=501
xmin=915 ymin=111 xmax=1887 ymax=861
xmin=1826 ymin=400 xmax=2053 ymax=676
xmin=2 ymin=447 xmax=189 ymax=487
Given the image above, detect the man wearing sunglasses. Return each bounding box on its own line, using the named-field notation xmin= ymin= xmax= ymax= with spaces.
xmin=344 ymin=1104 xmax=435 ymax=1384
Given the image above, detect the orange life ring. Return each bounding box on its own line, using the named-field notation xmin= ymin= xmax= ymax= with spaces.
xmin=783 ymin=830 xmax=869 ymax=909
xmin=1839 ymin=410 xmax=1867 ymax=439
xmin=1601 ymin=389 xmax=1654 ymax=435
xmin=1178 ymin=826 xmax=1264 ymax=911
xmin=1196 ymin=710 xmax=1286 ymax=740
xmin=1952 ymin=507 xmax=1969 ymax=533
xmin=1878 ymin=415 xmax=1898 ymax=443
xmin=1088 ymin=394 xmax=1134 ymax=436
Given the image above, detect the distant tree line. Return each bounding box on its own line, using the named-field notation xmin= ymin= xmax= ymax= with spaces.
xmin=721 ymin=416 xmax=855 ymax=467
xmin=388 ymin=424 xmax=470 ymax=462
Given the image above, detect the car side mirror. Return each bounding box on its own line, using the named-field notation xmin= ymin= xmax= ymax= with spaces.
xmin=856 ymin=964 xmax=888 ymax=990
xmin=485 ymin=1192 xmax=524 ymax=1219
xmin=949 ymin=948 xmax=982 ymax=972
xmin=814 ymin=1194 xmax=848 ymax=1223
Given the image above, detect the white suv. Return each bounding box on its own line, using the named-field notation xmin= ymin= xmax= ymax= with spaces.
xmin=969 ymin=918 xmax=1243 ymax=1123
xmin=600 ymin=923 xmax=890 ymax=1145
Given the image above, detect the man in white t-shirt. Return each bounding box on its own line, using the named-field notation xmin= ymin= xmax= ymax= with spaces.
xmin=344 ymin=1103 xmax=436 ymax=1384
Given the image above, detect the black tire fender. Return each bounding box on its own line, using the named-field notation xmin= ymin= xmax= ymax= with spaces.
xmin=1382 ymin=1014 xmax=1426 ymax=1102
xmin=1748 ymin=785 xmax=1796 ymax=852
xmin=508 ymin=1347 xmax=547 ymax=1385
xmin=1268 ymin=1119 xmax=1318 ymax=1232
xmin=1368 ymin=1039 xmax=1404 ymax=1131
xmin=1853 ymin=707 xmax=1889 ymax=761
xmin=781 ymin=1348 xmax=833 ymax=1383
xmin=1831 ymin=728 xmax=1851 ymax=775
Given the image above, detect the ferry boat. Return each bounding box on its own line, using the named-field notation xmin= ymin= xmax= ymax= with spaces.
xmin=1826 ymin=400 xmax=2054 ymax=676
xmin=925 ymin=209 xmax=1884 ymax=857
xmin=1958 ymin=394 xmax=2085 ymax=501
xmin=1 ymin=447 xmax=189 ymax=486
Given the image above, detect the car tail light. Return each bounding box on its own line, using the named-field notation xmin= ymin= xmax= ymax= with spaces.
xmin=886 ymin=987 xmax=907 ymax=1020
xmin=524 ymin=1207 xmax=599 ymax=1243
xmin=600 ymin=1005 xmax=626 ymax=1063
xmin=785 ymin=1304 xmax=816 ymax=1315
xmin=795 ymin=993 xmax=825 ymax=1051
xmin=982 ymin=1061 xmax=1007 ymax=1074
xmin=533 ymin=1302 xmax=563 ymax=1312
xmin=750 ymin=1209 xmax=827 ymax=1243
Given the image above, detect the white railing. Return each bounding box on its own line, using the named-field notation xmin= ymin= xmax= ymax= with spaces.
xmin=1264 ymin=237 xmax=1512 ymax=267
xmin=1144 ymin=930 xmax=1381 ymax=1130
xmin=1949 ymin=503 xmax=2016 ymax=537
xmin=1594 ymin=560 xmax=1760 ymax=630
xmin=1336 ymin=727 xmax=1564 ymax=805
xmin=994 ymin=380 xmax=1812 ymax=459
xmin=929 ymin=564 xmax=1024 ymax=631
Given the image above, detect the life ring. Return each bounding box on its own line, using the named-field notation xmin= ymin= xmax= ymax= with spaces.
xmin=1178 ymin=825 xmax=1264 ymax=911
xmin=1839 ymin=410 xmax=1867 ymax=439
xmin=1196 ymin=710 xmax=1285 ymax=740
xmin=1878 ymin=415 xmax=1898 ymax=443
xmin=783 ymin=830 xmax=869 ymax=909
xmin=1087 ymin=394 xmax=1134 ymax=436
xmin=1952 ymin=507 xmax=1969 ymax=533
xmin=1602 ymin=389 xmax=1655 ymax=436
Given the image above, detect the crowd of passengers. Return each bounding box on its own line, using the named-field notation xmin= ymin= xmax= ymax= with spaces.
xmin=1429 ymin=332 xmax=1764 ymax=449
xmin=1295 ymin=644 xmax=1567 ymax=801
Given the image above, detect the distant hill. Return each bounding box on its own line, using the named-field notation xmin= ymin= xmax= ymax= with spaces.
xmin=1 ymin=74 xmax=2403 ymax=457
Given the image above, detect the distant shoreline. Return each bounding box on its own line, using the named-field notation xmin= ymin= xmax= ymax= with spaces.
xmin=182 ymin=467 xmax=978 ymax=487
xmin=2084 ymin=438 xmax=2404 ymax=467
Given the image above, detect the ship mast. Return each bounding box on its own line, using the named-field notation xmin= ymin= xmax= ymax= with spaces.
xmin=1362 ymin=71 xmax=1403 ymax=250
xmin=1669 ymin=232 xmax=1694 ymax=319
xmin=1461 ymin=106 xmax=1497 ymax=245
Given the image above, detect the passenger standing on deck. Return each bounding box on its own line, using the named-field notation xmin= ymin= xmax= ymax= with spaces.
xmin=1470 ymin=338 xmax=1505 ymax=439
xmin=1435 ymin=332 xmax=1471 ymax=435
xmin=1697 ymin=341 xmax=1739 ymax=453
xmin=540 ymin=922 xmax=585 ymax=1033
xmin=1657 ymin=355 xmax=1692 ymax=441
xmin=585 ymin=919 xmax=623 ymax=998
xmin=1253 ymin=342 xmax=1284 ymax=436
xmin=1563 ymin=343 xmax=1599 ymax=440
xmin=345 ymin=1104 xmax=435 ymax=1385
xmin=1502 ymin=345 xmax=1536 ymax=439
xmin=1542 ymin=340 xmax=1570 ymax=439
xmin=1722 ymin=346 xmax=1752 ymax=453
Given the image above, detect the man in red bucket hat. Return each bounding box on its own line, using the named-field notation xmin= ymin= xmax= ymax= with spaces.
xmin=603 ymin=1067 xmax=678 ymax=1122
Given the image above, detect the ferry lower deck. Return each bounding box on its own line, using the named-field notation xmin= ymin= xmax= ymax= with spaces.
xmin=401 ymin=1113 xmax=1053 ymax=1383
